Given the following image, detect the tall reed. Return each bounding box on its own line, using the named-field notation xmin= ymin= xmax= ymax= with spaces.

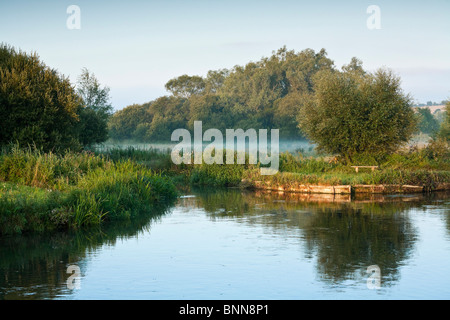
xmin=0 ymin=146 xmax=178 ymax=234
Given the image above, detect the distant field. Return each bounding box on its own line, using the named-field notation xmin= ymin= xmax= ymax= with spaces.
xmin=415 ymin=105 xmax=446 ymax=114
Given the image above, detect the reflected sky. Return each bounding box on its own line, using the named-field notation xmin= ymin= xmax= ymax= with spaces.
xmin=0 ymin=189 xmax=449 ymax=299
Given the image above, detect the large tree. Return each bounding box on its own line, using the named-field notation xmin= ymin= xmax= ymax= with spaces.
xmin=0 ymin=44 xmax=81 ymax=152
xmin=297 ymin=64 xmax=417 ymax=163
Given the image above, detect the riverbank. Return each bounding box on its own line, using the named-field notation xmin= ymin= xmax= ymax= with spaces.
xmin=97 ymin=145 xmax=450 ymax=194
xmin=188 ymin=148 xmax=450 ymax=193
xmin=0 ymin=147 xmax=177 ymax=235
xmin=248 ymin=179 xmax=450 ymax=194
xmin=243 ymin=173 xmax=450 ymax=195
xmin=1 ymin=145 xmax=449 ymax=235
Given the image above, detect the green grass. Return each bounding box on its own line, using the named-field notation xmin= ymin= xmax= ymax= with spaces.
xmin=0 ymin=182 xmax=66 ymax=234
xmin=97 ymin=146 xmax=174 ymax=172
xmin=71 ymin=161 xmax=178 ymax=222
xmin=190 ymin=163 xmax=246 ymax=187
xmin=0 ymin=146 xmax=178 ymax=235
xmin=95 ymin=145 xmax=449 ymax=189
xmin=245 ymin=148 xmax=450 ymax=189
xmin=251 ymin=169 xmax=449 ymax=187
xmin=1 ymin=142 xmax=449 ymax=235
xmin=0 ymin=145 xmax=110 ymax=190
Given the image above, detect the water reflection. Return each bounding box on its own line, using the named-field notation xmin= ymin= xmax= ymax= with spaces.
xmin=1 ymin=188 xmax=449 ymax=299
xmin=189 ymin=188 xmax=449 ymax=286
xmin=303 ymin=204 xmax=415 ymax=285
xmin=0 ymin=206 xmax=171 ymax=300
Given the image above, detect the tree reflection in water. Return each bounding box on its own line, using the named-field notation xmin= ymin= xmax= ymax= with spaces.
xmin=0 ymin=204 xmax=172 ymax=300
xmin=191 ymin=188 xmax=449 ymax=286
xmin=1 ymin=188 xmax=448 ymax=299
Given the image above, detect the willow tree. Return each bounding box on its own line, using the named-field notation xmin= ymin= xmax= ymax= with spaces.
xmin=298 ymin=64 xmax=417 ymax=163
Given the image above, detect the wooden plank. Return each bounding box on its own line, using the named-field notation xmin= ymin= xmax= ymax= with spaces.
xmin=351 ymin=166 xmax=379 ymax=173
xmin=333 ymin=185 xmax=352 ymax=194
xmin=309 ymin=185 xmax=335 ymax=194
xmin=353 ymin=184 xmax=385 ymax=193
xmin=401 ymin=185 xmax=424 ymax=193
xmin=351 ymin=166 xmax=379 ymax=168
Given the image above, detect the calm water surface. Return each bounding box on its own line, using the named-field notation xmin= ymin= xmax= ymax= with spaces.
xmin=1 ymin=189 xmax=449 ymax=300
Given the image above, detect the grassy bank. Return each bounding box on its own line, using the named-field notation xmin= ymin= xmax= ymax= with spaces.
xmin=248 ymin=151 xmax=450 ymax=190
xmin=187 ymin=147 xmax=450 ymax=190
xmin=90 ymin=144 xmax=450 ymax=189
xmin=1 ymin=144 xmax=449 ymax=235
xmin=0 ymin=146 xmax=177 ymax=235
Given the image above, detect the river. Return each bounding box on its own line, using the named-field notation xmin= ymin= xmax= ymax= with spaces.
xmin=1 ymin=189 xmax=449 ymax=300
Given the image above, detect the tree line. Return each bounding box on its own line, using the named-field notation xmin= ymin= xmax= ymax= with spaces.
xmin=108 ymin=47 xmax=335 ymax=141
xmin=1 ymin=43 xmax=449 ymax=161
xmin=108 ymin=46 xmax=449 ymax=161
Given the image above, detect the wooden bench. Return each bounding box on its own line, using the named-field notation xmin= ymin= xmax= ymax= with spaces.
xmin=351 ymin=166 xmax=378 ymax=173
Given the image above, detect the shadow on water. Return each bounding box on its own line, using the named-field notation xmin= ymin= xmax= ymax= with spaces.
xmin=0 ymin=204 xmax=173 ymax=300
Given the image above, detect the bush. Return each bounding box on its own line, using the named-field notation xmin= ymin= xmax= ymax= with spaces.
xmin=298 ymin=68 xmax=417 ymax=163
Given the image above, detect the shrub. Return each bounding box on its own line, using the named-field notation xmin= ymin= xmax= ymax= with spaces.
xmin=298 ymin=68 xmax=417 ymax=163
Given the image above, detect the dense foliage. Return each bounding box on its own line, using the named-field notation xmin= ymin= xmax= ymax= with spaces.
xmin=0 ymin=44 xmax=111 ymax=152
xmin=298 ymin=66 xmax=417 ymax=163
xmin=109 ymin=47 xmax=439 ymax=163
xmin=108 ymin=47 xmax=335 ymax=141
xmin=417 ymin=107 xmax=440 ymax=135
xmin=0 ymin=44 xmax=81 ymax=152
xmin=75 ymin=68 xmax=113 ymax=147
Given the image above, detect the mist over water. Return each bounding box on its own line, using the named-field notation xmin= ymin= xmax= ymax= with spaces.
xmin=96 ymin=139 xmax=316 ymax=155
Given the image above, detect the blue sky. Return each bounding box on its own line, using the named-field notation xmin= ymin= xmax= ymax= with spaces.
xmin=1 ymin=0 xmax=449 ymax=110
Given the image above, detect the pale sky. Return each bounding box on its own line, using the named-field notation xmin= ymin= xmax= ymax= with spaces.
xmin=1 ymin=0 xmax=449 ymax=110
